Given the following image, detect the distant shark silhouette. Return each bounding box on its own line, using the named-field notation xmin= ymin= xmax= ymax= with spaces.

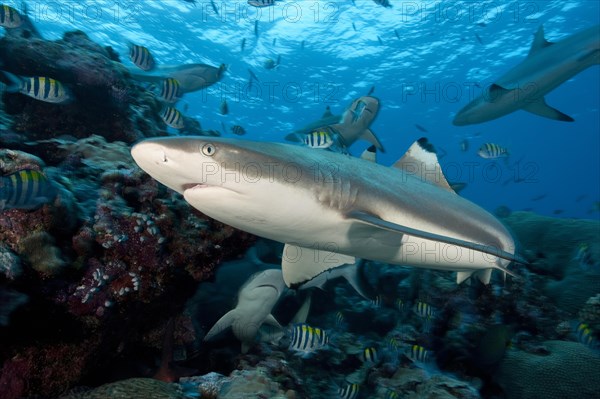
xmin=453 ymin=25 xmax=600 ymax=126
xmin=286 ymin=96 xmax=384 ymax=151
xmin=129 ymin=63 xmax=226 ymax=93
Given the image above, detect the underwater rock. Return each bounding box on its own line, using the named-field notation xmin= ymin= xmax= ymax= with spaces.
xmin=58 ymin=378 xmax=190 ymax=399
xmin=0 ymin=243 xmax=21 ymax=279
xmin=495 ymin=340 xmax=600 ymax=399
xmin=0 ymin=286 xmax=27 ymax=326
xmin=579 ymin=294 xmax=600 ymax=331
xmin=504 ymin=212 xmax=600 ymax=314
xmin=382 ymin=367 xmax=481 ymax=399
xmin=18 ymin=231 xmax=65 ymax=276
xmin=219 ymin=368 xmax=291 ymax=399
xmin=0 ymin=30 xmax=164 ymax=143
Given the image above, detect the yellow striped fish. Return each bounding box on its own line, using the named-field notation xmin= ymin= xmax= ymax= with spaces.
xmin=303 ymin=129 xmax=335 ymax=149
xmin=158 ymin=78 xmax=181 ymax=103
xmin=0 ymin=5 xmax=22 ymax=28
xmin=407 ymin=344 xmax=432 ymax=363
xmin=360 ymin=346 xmax=378 ymax=363
xmin=0 ymin=169 xmax=57 ymax=211
xmin=414 ymin=301 xmax=436 ymax=319
xmin=477 ymin=143 xmax=509 ymax=159
xmin=289 ymin=323 xmax=329 ymax=356
xmin=160 ymin=107 xmax=185 ymax=129
xmin=6 ymin=74 xmax=72 ymax=104
xmin=129 ymin=44 xmax=155 ymax=71
xmin=337 ymin=383 xmax=359 ymax=399
xmin=575 ymin=322 xmax=598 ymax=349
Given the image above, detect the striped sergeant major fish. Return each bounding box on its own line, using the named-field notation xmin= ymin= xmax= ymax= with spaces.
xmin=0 ymin=4 xmax=22 ymax=28
xmin=289 ymin=323 xmax=329 ymax=356
xmin=574 ymin=322 xmax=599 ymax=350
xmin=360 ymin=346 xmax=378 ymax=363
xmin=337 ymin=383 xmax=359 ymax=399
xmin=477 ymin=143 xmax=509 ymax=159
xmin=160 ymin=107 xmax=185 ymax=129
xmin=414 ymin=301 xmax=436 ymax=319
xmin=3 ymin=73 xmax=72 ymax=104
xmin=0 ymin=169 xmax=58 ymax=212
xmin=158 ymin=78 xmax=181 ymax=104
xmin=129 ymin=44 xmax=155 ymax=71
xmin=303 ymin=130 xmax=335 ymax=149
xmin=407 ymin=344 xmax=433 ymax=364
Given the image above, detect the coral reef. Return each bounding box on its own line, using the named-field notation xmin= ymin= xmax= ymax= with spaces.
xmin=495 ymin=341 xmax=600 ymax=399
xmin=58 ymin=378 xmax=190 ymax=399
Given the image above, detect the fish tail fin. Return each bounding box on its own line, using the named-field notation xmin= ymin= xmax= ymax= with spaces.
xmin=1 ymin=71 xmax=21 ymax=92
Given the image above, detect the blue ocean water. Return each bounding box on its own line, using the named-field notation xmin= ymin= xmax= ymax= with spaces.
xmin=18 ymin=0 xmax=600 ymax=219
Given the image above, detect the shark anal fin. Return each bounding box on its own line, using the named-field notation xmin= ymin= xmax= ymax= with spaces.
xmin=393 ymin=137 xmax=455 ymax=193
xmin=523 ymin=98 xmax=574 ymax=122
xmin=457 ymin=271 xmax=474 ymax=284
xmin=281 ymin=243 xmax=355 ymax=288
xmin=204 ymin=309 xmax=236 ymax=341
xmin=346 ymin=210 xmax=525 ymax=266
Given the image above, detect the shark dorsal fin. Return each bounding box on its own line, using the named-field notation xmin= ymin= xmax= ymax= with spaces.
xmin=528 ymin=26 xmax=554 ymax=58
xmin=392 ymin=138 xmax=454 ymax=193
xmin=321 ymin=106 xmax=333 ymax=119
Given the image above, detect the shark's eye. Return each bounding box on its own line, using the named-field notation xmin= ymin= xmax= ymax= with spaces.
xmin=202 ymin=143 xmax=216 ymax=156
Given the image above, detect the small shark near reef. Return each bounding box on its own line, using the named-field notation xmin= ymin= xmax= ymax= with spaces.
xmin=131 ymin=137 xmax=524 ymax=287
xmin=453 ymin=25 xmax=600 ymax=126
xmin=286 ymin=96 xmax=384 ymax=151
xmin=203 ymin=269 xmax=286 ymax=353
xmin=129 ymin=63 xmax=226 ymax=94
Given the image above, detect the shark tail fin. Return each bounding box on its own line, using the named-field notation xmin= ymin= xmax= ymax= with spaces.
xmin=204 ymin=309 xmax=236 ymax=341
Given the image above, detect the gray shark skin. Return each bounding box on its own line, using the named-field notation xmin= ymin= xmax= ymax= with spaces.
xmin=129 ymin=63 xmax=225 ymax=93
xmin=131 ymin=136 xmax=523 ymax=287
xmin=453 ymin=25 xmax=600 ymax=126
xmin=203 ymin=269 xmax=286 ymax=353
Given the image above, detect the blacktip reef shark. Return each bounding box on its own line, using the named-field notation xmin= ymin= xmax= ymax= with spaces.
xmin=203 ymin=269 xmax=286 ymax=353
xmin=131 ymin=136 xmax=525 ymax=287
xmin=453 ymin=25 xmax=600 ymax=126
xmin=286 ymin=96 xmax=384 ymax=151
xmin=129 ymin=63 xmax=226 ymax=94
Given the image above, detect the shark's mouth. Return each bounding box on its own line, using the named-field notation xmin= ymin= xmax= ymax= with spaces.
xmin=182 ymin=183 xmax=209 ymax=191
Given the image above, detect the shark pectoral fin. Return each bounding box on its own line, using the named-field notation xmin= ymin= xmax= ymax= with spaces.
xmin=281 ymin=243 xmax=355 ymax=288
xmin=361 ymin=128 xmax=385 ymax=152
xmin=478 ymin=269 xmax=493 ymax=285
xmin=204 ymin=309 xmax=236 ymax=341
xmin=523 ymin=98 xmax=574 ymax=122
xmin=292 ymin=292 xmax=312 ymax=324
xmin=347 ymin=210 xmax=525 ymax=265
xmin=264 ymin=314 xmax=282 ymax=328
xmin=457 ymin=271 xmax=474 ymax=284
xmin=393 ymin=137 xmax=455 ymax=193
xmin=241 ymin=342 xmax=252 ymax=354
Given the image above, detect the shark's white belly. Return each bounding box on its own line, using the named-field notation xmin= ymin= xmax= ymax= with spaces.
xmin=184 ymin=183 xmax=503 ymax=273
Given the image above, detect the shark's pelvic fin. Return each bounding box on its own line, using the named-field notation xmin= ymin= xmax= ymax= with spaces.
xmin=292 ymin=292 xmax=312 ymax=324
xmin=528 ymin=26 xmax=554 ymax=58
xmin=347 ymin=210 xmax=525 ymax=267
xmin=523 ymin=98 xmax=574 ymax=122
xmin=456 ymin=269 xmax=493 ymax=284
xmin=204 ymin=309 xmax=236 ymax=341
xmin=393 ymin=138 xmax=454 ymax=193
xmin=331 ymin=124 xmax=385 ymax=152
xmin=360 ymin=145 xmax=377 ymax=163
xmin=281 ymin=243 xmax=355 ymax=287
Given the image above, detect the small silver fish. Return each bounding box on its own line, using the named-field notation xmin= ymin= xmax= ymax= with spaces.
xmin=231 ymin=125 xmax=246 ymax=136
